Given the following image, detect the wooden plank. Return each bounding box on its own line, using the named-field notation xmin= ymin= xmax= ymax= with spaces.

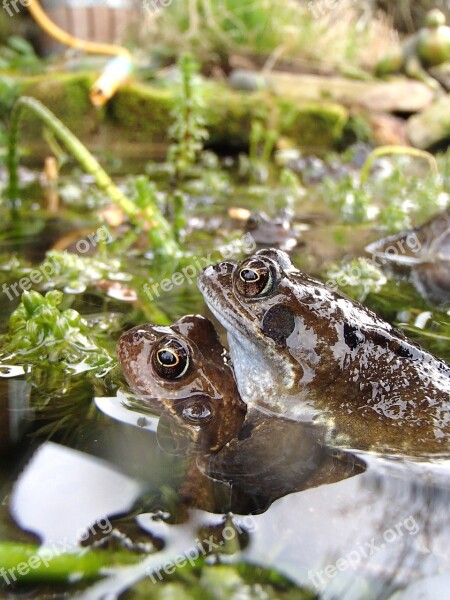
xmin=71 ymin=7 xmax=89 ymax=41
xmin=114 ymin=8 xmax=135 ymax=41
xmin=92 ymin=7 xmax=112 ymax=44
xmin=41 ymin=8 xmax=69 ymax=53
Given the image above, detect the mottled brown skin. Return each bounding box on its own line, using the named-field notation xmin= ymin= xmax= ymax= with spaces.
xmin=117 ymin=315 xmax=246 ymax=454
xmin=198 ymin=249 xmax=450 ymax=456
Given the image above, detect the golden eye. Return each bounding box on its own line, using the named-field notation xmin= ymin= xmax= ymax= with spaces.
xmin=234 ymin=258 xmax=278 ymax=298
xmin=152 ymin=338 xmax=189 ymax=380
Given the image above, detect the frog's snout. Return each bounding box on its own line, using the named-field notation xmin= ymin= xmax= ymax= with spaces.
xmin=198 ymin=261 xmax=235 ymax=290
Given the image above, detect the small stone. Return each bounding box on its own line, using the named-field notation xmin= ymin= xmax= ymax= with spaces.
xmin=367 ymin=114 xmax=409 ymax=146
xmin=228 ymin=69 xmax=269 ymax=92
xmin=359 ymin=80 xmax=435 ymax=113
xmin=407 ymin=94 xmax=450 ymax=148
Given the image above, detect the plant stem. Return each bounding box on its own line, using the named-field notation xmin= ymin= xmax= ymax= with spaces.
xmin=7 ymin=96 xmax=178 ymax=255
xmin=360 ymin=145 xmax=439 ymax=185
xmin=0 ymin=542 xmax=139 ymax=583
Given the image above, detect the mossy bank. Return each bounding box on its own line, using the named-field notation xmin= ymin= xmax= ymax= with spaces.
xmin=3 ymin=71 xmax=350 ymax=154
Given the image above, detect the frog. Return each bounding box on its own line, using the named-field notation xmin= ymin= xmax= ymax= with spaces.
xmin=117 ymin=314 xmax=247 ymax=455
xmin=117 ymin=314 xmax=362 ymax=513
xmin=366 ymin=208 xmax=450 ymax=306
xmin=228 ymin=207 xmax=298 ymax=251
xmin=244 ymin=209 xmax=298 ymax=251
xmin=376 ymin=9 xmax=450 ymax=91
xmin=198 ymin=248 xmax=450 ymax=455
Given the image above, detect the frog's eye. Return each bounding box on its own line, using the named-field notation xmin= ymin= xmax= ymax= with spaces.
xmin=234 ymin=258 xmax=279 ymax=298
xmin=152 ymin=338 xmax=190 ymax=380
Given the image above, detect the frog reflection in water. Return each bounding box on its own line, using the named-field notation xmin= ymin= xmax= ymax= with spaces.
xmin=198 ymin=249 xmax=450 ymax=455
xmin=117 ymin=315 xmax=361 ymax=512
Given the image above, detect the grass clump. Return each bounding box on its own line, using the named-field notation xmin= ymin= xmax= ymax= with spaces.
xmin=146 ymin=0 xmax=398 ymax=72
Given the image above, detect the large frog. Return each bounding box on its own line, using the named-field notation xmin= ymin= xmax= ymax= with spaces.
xmin=117 ymin=314 xmax=361 ymax=512
xmin=376 ymin=9 xmax=450 ymax=90
xmin=198 ymin=249 xmax=450 ymax=455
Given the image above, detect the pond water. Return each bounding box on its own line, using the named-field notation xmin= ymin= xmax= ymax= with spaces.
xmin=0 ymin=149 xmax=449 ymax=599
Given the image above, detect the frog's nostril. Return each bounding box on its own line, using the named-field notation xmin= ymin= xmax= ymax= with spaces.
xmin=200 ymin=262 xmax=234 ymax=278
xmin=217 ymin=261 xmax=235 ymax=275
xmin=202 ymin=265 xmax=217 ymax=277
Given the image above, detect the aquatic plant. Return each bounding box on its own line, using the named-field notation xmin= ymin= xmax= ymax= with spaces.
xmin=321 ymin=150 xmax=449 ymax=232
xmin=0 ymin=289 xmax=113 ymax=375
xmin=326 ymin=258 xmax=388 ymax=302
xmin=400 ymin=310 xmax=450 ymax=363
xmin=6 ymin=96 xmax=179 ymax=256
xmin=360 ymin=146 xmax=438 ymax=185
xmin=241 ymin=120 xmax=278 ymax=184
xmin=0 ymin=542 xmax=139 ymax=584
xmin=0 ymin=540 xmax=314 ymax=598
xmin=0 ymin=36 xmax=43 ymax=74
xmin=168 ymin=53 xmax=208 ymax=181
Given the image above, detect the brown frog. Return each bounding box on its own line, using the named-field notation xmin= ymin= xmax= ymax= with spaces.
xmin=245 ymin=209 xmax=297 ymax=251
xmin=366 ymin=209 xmax=450 ymax=306
xmin=198 ymin=249 xmax=450 ymax=456
xmin=117 ymin=314 xmax=246 ymax=454
xmin=117 ymin=314 xmax=361 ymax=513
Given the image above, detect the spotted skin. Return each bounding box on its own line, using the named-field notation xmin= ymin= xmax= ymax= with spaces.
xmin=198 ymin=249 xmax=450 ymax=455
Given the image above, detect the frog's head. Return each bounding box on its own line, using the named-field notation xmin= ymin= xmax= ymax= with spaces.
xmin=198 ymin=249 xmax=387 ymax=416
xmin=117 ymin=315 xmax=246 ymax=452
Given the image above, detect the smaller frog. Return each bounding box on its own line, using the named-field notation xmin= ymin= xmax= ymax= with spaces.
xmin=245 ymin=209 xmax=298 ymax=251
xmin=366 ymin=209 xmax=450 ymax=305
xmin=117 ymin=314 xmax=246 ymax=454
xmin=229 ymin=207 xmax=298 ymax=251
xmin=376 ymin=9 xmax=450 ymax=90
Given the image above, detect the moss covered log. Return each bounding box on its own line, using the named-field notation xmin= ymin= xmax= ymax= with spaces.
xmin=5 ymin=71 xmax=351 ymax=151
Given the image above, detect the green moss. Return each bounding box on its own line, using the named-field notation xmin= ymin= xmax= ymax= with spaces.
xmin=340 ymin=114 xmax=373 ymax=147
xmin=18 ymin=72 xmax=100 ymax=137
xmin=0 ymin=10 xmax=11 ymax=44
xmin=279 ymin=99 xmax=348 ymax=149
xmin=203 ymin=85 xmax=273 ymax=150
xmin=110 ymin=83 xmax=175 ymax=142
xmin=11 ymin=74 xmax=348 ymax=151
